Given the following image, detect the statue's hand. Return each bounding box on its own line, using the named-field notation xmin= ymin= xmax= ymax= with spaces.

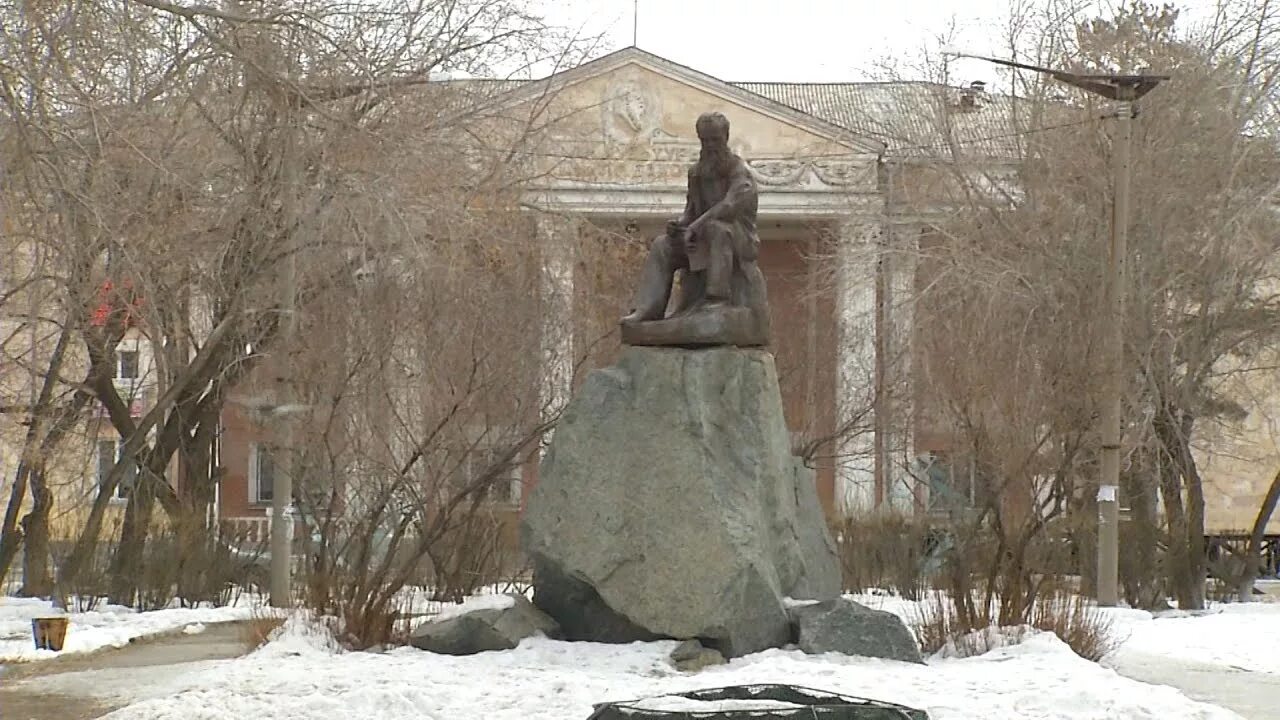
xmin=666 ymin=219 xmax=683 ymax=237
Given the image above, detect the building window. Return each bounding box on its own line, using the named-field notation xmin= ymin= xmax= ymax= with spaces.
xmin=118 ymin=349 xmax=139 ymax=379
xmin=459 ymin=448 xmax=522 ymax=506
xmin=913 ymin=451 xmax=981 ymax=516
xmin=250 ymin=443 xmax=276 ymax=504
xmin=96 ymin=439 xmax=137 ymax=500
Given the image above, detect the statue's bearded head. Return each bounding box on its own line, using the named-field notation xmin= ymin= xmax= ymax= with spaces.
xmin=695 ymin=112 xmax=733 ymax=176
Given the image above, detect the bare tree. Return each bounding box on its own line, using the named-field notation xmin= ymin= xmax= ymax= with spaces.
xmin=848 ymin=0 xmax=1280 ymax=612
xmin=0 ymin=0 xmax=594 ymax=601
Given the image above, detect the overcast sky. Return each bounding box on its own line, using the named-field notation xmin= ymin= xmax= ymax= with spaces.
xmin=533 ymin=0 xmax=1222 ymax=89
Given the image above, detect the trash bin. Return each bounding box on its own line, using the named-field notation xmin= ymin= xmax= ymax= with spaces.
xmin=32 ymin=617 xmax=69 ymax=652
xmin=586 ymin=684 xmax=929 ymax=720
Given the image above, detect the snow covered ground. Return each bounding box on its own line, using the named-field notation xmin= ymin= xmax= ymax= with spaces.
xmin=853 ymin=591 xmax=1280 ymax=719
xmin=81 ymin=617 xmax=1238 ymax=720
xmin=0 ymin=596 xmax=260 ymax=662
xmin=6 ymin=592 xmax=1277 ymax=719
xmin=850 ymin=589 xmax=1280 ymax=674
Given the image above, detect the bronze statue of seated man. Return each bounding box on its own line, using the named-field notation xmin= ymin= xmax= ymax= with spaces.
xmin=620 ymin=111 xmax=770 ymax=347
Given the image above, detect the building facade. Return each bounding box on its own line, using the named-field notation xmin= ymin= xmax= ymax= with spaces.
xmin=209 ymin=47 xmax=1280 ymax=537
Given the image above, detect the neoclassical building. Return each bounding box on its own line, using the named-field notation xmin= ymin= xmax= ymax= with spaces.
xmin=209 ymin=47 xmax=1012 ymax=524
xmin=211 ymin=46 xmax=1279 ymax=537
xmin=504 ymin=47 xmax=1008 ymax=517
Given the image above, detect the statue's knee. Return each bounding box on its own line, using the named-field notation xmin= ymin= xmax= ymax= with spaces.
xmin=704 ymin=219 xmax=733 ymax=238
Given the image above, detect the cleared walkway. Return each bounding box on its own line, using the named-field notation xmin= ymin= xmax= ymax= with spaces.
xmin=0 ymin=620 xmax=250 ymax=720
xmin=1107 ymin=651 xmax=1279 ymax=720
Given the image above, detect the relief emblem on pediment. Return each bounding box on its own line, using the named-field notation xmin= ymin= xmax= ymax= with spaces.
xmin=600 ymin=81 xmax=700 ymax=162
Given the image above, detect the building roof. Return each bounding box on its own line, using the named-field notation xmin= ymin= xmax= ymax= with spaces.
xmin=733 ymin=81 xmax=1029 ymax=159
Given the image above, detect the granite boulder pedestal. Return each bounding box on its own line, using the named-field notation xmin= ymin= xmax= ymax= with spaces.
xmin=521 ymin=345 xmax=842 ymax=658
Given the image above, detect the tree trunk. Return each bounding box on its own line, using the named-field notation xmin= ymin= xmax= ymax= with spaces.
xmin=1158 ymin=461 xmax=1193 ymax=608
xmin=1121 ymin=460 xmax=1163 ymax=608
xmin=59 ymin=437 xmax=149 ymax=591
xmin=1076 ymin=487 xmax=1099 ymax=598
xmin=65 ymin=380 xmax=228 ymax=592
xmin=1237 ymin=467 xmax=1280 ymax=601
xmin=1184 ymin=451 xmax=1207 ymax=610
xmin=0 ymin=464 xmax=33 ymax=586
xmin=2 ymin=325 xmax=75 ymax=586
xmin=1155 ymin=406 xmax=1208 ymax=610
xmin=19 ymin=466 xmax=53 ymax=598
xmin=176 ymin=405 xmax=218 ymax=603
xmin=108 ymin=480 xmax=157 ymax=606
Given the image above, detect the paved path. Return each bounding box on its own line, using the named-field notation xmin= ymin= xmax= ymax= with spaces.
xmin=0 ymin=620 xmax=250 ymax=720
xmin=1106 ymin=652 xmax=1280 ymax=720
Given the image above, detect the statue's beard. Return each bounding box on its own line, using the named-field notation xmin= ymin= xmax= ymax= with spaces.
xmin=697 ymin=144 xmax=734 ymax=177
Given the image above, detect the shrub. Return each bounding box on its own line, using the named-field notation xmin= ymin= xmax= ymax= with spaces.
xmin=911 ymin=587 xmax=1117 ymax=661
xmin=829 ymin=512 xmax=932 ymax=599
xmin=240 ymin=607 xmax=287 ymax=651
xmin=1027 ymin=590 xmax=1118 ymax=662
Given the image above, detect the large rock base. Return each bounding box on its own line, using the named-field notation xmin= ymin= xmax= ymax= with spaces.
xmin=521 ymin=346 xmax=841 ymax=658
xmin=409 ymin=594 xmax=560 ymax=655
xmin=789 ymin=598 xmax=925 ymax=664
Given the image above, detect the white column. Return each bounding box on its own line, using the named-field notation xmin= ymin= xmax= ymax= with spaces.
xmin=835 ymin=220 xmax=879 ymax=515
xmin=882 ymin=225 xmax=917 ymax=513
xmin=536 ymin=215 xmax=575 ymax=453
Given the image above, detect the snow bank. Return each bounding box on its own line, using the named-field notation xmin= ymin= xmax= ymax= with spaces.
xmin=97 ymin=622 xmax=1240 ymax=720
xmin=853 ymin=591 xmax=1280 ymax=674
xmin=253 ymin=612 xmax=343 ymax=659
xmin=0 ymin=597 xmax=259 ymax=662
xmin=931 ymin=624 xmax=1038 ymax=659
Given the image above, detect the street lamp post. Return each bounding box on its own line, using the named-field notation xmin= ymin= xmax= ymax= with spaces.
xmin=231 ymin=395 xmax=309 ymax=608
xmin=943 ymin=51 xmax=1166 ymax=606
xmin=271 ymin=242 xmax=299 ymax=609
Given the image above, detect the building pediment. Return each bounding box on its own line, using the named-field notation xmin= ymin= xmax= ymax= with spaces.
xmin=502 ymin=49 xmax=881 ymax=200
xmin=509 ymin=48 xmax=884 ymax=155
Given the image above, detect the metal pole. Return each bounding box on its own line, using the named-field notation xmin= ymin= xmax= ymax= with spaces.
xmin=1097 ymin=97 xmax=1133 ymax=607
xmin=270 ymin=250 xmax=296 ymax=608
xmin=270 ymin=82 xmax=300 ymax=607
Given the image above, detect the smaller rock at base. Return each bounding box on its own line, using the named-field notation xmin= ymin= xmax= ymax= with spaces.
xmin=789 ymin=598 xmax=925 ymax=665
xmin=410 ymin=594 xmax=560 ymax=655
xmin=669 ymin=639 xmax=727 ymax=672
